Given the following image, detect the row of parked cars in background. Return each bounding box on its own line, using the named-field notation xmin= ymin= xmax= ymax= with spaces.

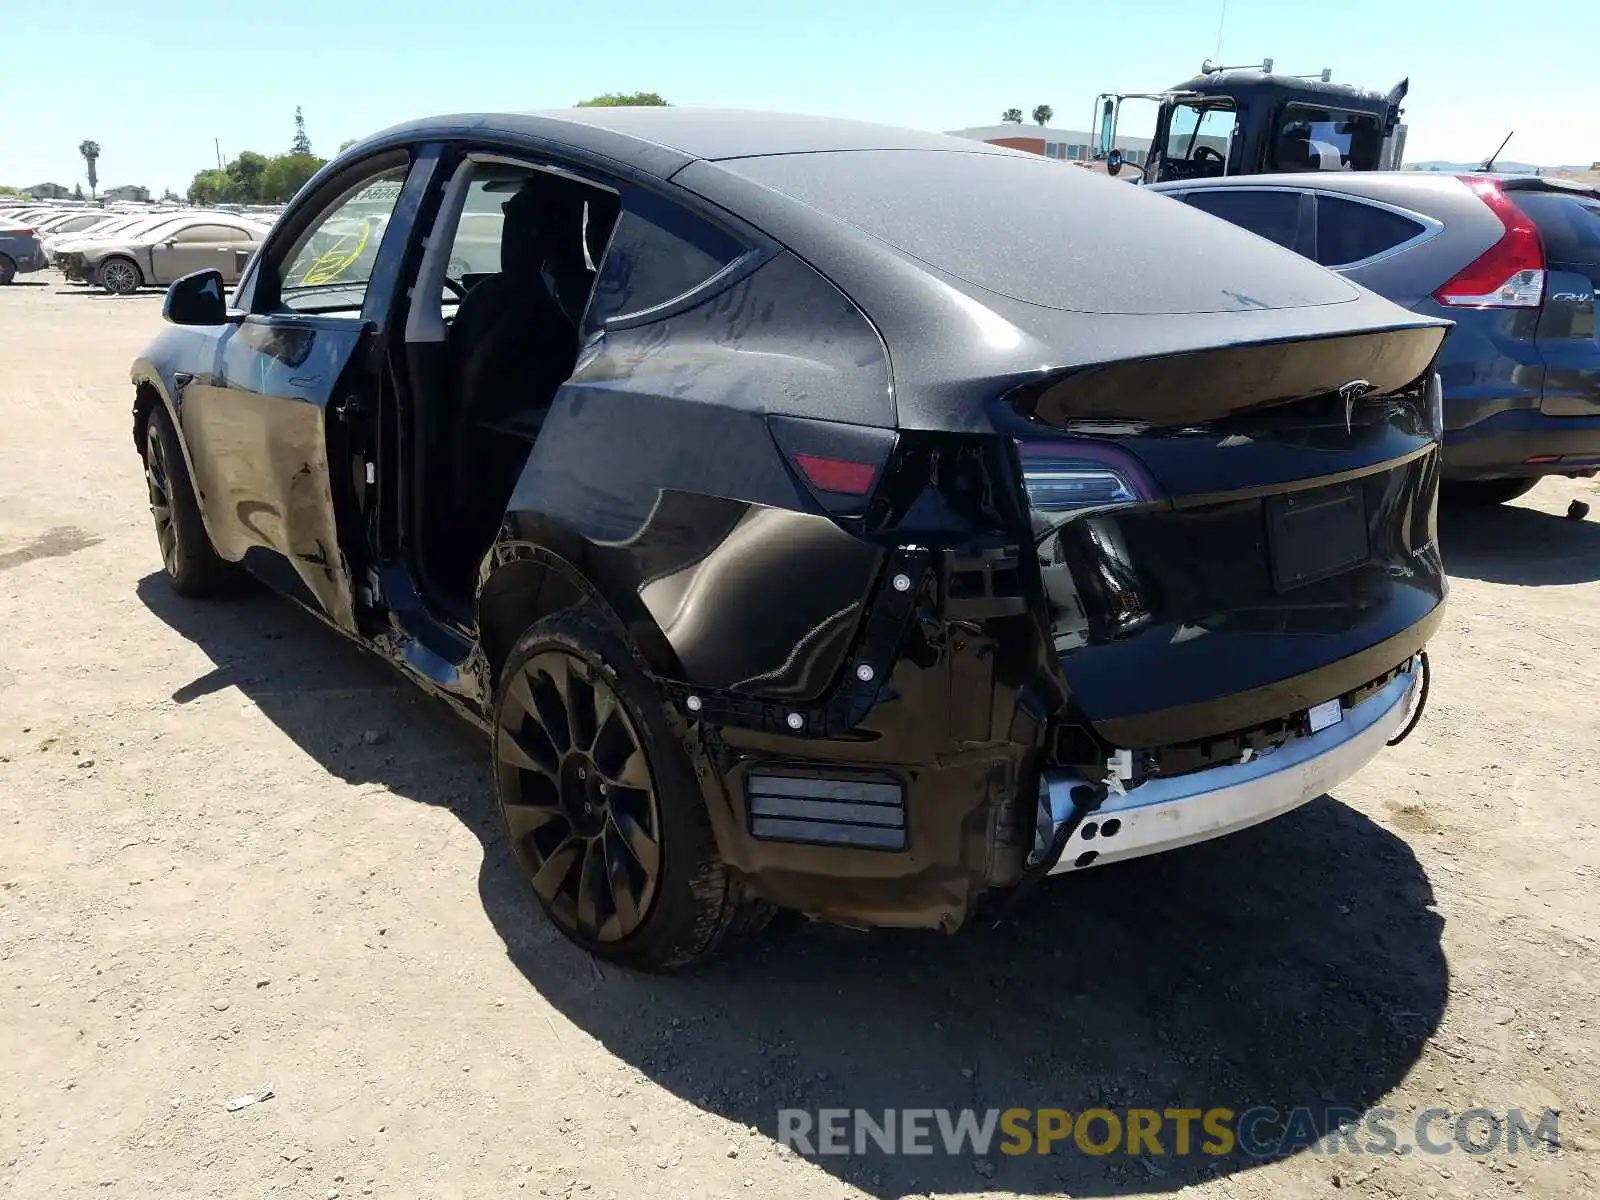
xmin=0 ymin=201 xmax=282 ymax=292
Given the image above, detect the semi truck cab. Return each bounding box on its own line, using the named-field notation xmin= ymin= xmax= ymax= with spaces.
xmin=1093 ymin=59 xmax=1408 ymax=184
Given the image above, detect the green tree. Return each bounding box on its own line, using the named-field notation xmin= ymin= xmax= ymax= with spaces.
xmin=338 ymin=138 xmax=358 ymax=154
xmin=225 ymin=151 xmax=270 ymax=202
xmin=161 ymin=188 xmax=181 ymax=203
xmin=0 ymin=185 xmax=19 ymax=197
xmin=292 ymin=106 xmax=313 ymax=155
xmin=73 ymin=183 xmax=84 ymax=201
xmin=187 ymin=169 xmax=232 ymax=205
xmin=78 ymin=139 xmax=101 ymax=199
xmin=1032 ymin=104 xmax=1054 ymax=127
xmin=577 ymin=91 xmax=668 ymax=107
xmin=261 ymin=152 xmax=326 ymax=202
xmin=1002 ymin=108 xmax=1023 ymax=123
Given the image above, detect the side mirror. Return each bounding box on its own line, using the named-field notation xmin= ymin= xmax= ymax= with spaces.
xmin=1106 ymin=149 xmax=1124 ymax=177
xmin=163 ymin=269 xmax=237 ymax=326
xmin=1098 ymin=98 xmax=1116 ymax=156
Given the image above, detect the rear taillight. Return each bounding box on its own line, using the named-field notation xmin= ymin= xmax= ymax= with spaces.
xmin=767 ymin=415 xmax=897 ymax=517
xmin=792 ymin=453 xmax=877 ymax=496
xmin=1433 ymin=177 xmax=1545 ymax=308
xmin=1016 ymin=439 xmax=1159 ymax=515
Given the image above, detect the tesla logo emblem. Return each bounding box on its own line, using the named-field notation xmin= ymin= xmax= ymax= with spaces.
xmin=1339 ymin=379 xmax=1374 ymax=433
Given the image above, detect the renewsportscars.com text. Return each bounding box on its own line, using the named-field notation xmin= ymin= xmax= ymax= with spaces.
xmin=778 ymin=1106 xmax=1560 ymax=1159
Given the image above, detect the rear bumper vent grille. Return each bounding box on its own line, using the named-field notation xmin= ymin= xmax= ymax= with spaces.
xmin=747 ymin=772 xmax=906 ymax=850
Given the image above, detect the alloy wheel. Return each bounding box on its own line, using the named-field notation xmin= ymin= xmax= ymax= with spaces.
xmin=144 ymin=428 xmax=179 ymax=576
xmin=496 ymin=650 xmax=663 ymax=942
xmin=101 ymin=260 xmax=138 ymax=294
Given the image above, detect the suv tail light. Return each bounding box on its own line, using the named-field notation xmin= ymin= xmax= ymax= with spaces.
xmin=1433 ymin=177 xmax=1546 ymax=308
xmin=1017 ymin=439 xmax=1159 ymax=515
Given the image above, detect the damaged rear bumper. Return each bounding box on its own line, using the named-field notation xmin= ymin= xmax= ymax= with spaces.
xmin=1040 ymin=663 xmax=1419 ymax=874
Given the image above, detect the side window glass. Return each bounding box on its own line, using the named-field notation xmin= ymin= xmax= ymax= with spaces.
xmin=1167 ymin=102 xmax=1237 ymax=170
xmin=1273 ymin=106 xmax=1384 ymax=171
xmin=275 ymin=168 xmax=407 ymax=314
xmin=1184 ymin=190 xmax=1305 ymax=253
xmin=1314 ymin=195 xmax=1426 ymax=267
xmin=177 ymin=224 xmax=244 ymax=244
xmin=439 ymin=177 xmax=509 ymax=295
xmin=585 ymin=196 xmax=744 ymax=328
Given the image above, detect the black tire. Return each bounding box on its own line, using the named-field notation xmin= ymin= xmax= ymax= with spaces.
xmin=99 ymin=255 xmax=142 ymax=295
xmin=0 ymin=255 xmax=15 ymax=286
xmin=1441 ymin=478 xmax=1539 ymax=506
xmin=492 ymin=607 xmax=763 ymax=971
xmin=142 ymin=405 xmax=233 ymax=596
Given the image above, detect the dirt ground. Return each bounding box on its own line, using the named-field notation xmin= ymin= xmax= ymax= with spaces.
xmin=1 ymin=276 xmax=1596 ymax=1200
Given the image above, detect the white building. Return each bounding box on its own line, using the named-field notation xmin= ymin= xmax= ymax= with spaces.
xmin=945 ymin=124 xmax=1154 ymax=166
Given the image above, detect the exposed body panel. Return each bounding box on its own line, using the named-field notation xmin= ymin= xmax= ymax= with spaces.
xmin=501 ymin=247 xmax=896 ymax=699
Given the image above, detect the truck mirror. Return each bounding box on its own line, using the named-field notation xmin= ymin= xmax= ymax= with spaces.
xmin=1098 ymin=98 xmax=1116 ymax=155
xmin=1106 ymin=149 xmax=1124 ymax=177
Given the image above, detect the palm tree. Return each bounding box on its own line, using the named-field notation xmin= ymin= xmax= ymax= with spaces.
xmin=1032 ymin=105 xmax=1054 ymax=127
xmin=78 ymin=140 xmax=101 ymax=200
xmin=1002 ymin=108 xmax=1023 ymax=123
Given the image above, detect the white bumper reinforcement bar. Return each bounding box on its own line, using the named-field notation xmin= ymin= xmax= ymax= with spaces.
xmin=1042 ymin=664 xmax=1420 ymax=874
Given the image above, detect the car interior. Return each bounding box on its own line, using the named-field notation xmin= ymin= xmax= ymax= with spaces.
xmin=399 ymin=161 xmax=621 ymax=612
xmin=1158 ymin=100 xmax=1237 ymax=180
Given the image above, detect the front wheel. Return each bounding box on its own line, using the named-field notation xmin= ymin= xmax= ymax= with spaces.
xmin=99 ymin=256 xmax=142 ymax=295
xmin=143 ymin=405 xmax=233 ymax=596
xmin=0 ymin=254 xmax=15 ymax=286
xmin=492 ymin=608 xmax=764 ymax=970
xmin=1441 ymin=478 xmax=1539 ymax=506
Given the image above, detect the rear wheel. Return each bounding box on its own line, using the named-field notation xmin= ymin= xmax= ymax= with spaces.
xmin=142 ymin=405 xmax=233 ymax=596
xmin=492 ymin=608 xmax=763 ymax=970
xmin=99 ymin=256 xmax=141 ymax=295
xmin=0 ymin=255 xmax=15 ymax=286
xmin=1441 ymin=478 xmax=1539 ymax=506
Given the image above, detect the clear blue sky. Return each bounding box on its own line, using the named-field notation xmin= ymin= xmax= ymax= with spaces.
xmin=6 ymin=0 xmax=1595 ymax=194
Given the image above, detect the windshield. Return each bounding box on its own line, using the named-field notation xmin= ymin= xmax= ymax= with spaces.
xmin=1164 ymin=101 xmax=1236 ymax=173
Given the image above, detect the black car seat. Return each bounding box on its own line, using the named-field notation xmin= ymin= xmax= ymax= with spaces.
xmin=440 ymin=179 xmax=592 ymax=573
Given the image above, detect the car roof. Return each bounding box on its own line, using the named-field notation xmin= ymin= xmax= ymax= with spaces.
xmin=364 ymin=107 xmax=1013 ymax=175
xmin=1149 ymin=170 xmax=1600 ymax=213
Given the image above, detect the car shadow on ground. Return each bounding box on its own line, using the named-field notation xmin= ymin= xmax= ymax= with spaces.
xmin=138 ymin=574 xmax=1446 ymax=1196
xmin=1440 ymin=497 xmax=1600 ymax=585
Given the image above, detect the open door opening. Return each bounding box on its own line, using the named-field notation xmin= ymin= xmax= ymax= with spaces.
xmin=399 ymin=156 xmax=621 ymax=618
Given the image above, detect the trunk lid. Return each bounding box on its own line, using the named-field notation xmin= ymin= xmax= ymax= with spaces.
xmin=1005 ymin=323 xmax=1449 ymax=749
xmin=1517 ymin=189 xmax=1600 ymax=418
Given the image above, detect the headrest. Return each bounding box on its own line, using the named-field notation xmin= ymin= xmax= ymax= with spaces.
xmin=499 ymin=179 xmax=590 ymax=278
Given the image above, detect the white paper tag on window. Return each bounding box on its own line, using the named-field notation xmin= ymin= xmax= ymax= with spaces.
xmin=1308 ymin=698 xmax=1344 ymax=733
